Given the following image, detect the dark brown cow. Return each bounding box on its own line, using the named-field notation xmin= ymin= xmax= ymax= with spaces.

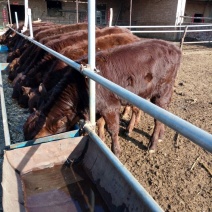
xmin=7 ymin=23 xmax=91 ymax=80
xmin=6 ymin=23 xmax=58 ymax=62
xmin=23 ymin=33 xmax=140 ymax=111
xmin=11 ymin=27 xmax=134 ymax=104
xmin=27 ymin=31 xmax=140 ymax=89
xmin=22 ymin=26 xmax=132 ymax=81
xmin=23 ymin=39 xmax=181 ymax=157
xmin=0 ymin=22 xmax=24 ymax=45
xmin=34 ymin=23 xmax=89 ymax=41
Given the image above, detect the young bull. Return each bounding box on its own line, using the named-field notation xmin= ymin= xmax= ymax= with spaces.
xmin=23 ymin=39 xmax=181 ymax=157
xmin=12 ymin=27 xmax=137 ymax=108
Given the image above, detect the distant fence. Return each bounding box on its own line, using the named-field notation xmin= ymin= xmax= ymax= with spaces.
xmin=118 ymin=24 xmax=212 ymax=44
xmin=180 ymin=15 xmax=212 ymax=24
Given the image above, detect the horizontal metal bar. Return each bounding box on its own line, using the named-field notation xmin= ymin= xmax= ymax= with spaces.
xmin=180 ymin=15 xmax=212 ymax=20
xmin=84 ymin=123 xmax=164 ymax=212
xmin=9 ymin=28 xmax=81 ymax=71
xmin=9 ymin=27 xmax=212 ymax=153
xmin=81 ymin=69 xmax=212 ymax=153
xmin=184 ymin=41 xmax=212 ymax=44
xmin=118 ymin=24 xmax=212 ymax=28
xmin=131 ymin=29 xmax=212 ymax=33
xmin=6 ymin=129 xmax=79 ymax=150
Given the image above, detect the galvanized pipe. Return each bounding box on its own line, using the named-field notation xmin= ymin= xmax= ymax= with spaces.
xmin=24 ymin=0 xmax=28 ymax=30
xmin=109 ymin=8 xmax=113 ymax=27
xmin=88 ymin=0 xmax=96 ymax=126
xmin=7 ymin=0 xmax=12 ymax=25
xmin=118 ymin=24 xmax=212 ymax=28
xmin=9 ymin=28 xmax=212 ymax=153
xmin=28 ymin=8 xmax=33 ymax=39
xmin=131 ymin=29 xmax=212 ymax=33
xmin=82 ymin=69 xmax=212 ymax=153
xmin=84 ymin=123 xmax=164 ymax=212
xmin=76 ymin=0 xmax=79 ymax=23
xmin=15 ymin=12 xmax=19 ymax=29
xmin=129 ymin=0 xmax=132 ymax=26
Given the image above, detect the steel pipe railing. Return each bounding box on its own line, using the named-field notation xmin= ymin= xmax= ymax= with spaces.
xmin=130 ymin=29 xmax=212 ymax=33
xmin=84 ymin=123 xmax=164 ymax=212
xmin=9 ymin=27 xmax=212 ymax=153
xmin=88 ymin=0 xmax=96 ymax=125
xmin=118 ymin=24 xmax=212 ymax=28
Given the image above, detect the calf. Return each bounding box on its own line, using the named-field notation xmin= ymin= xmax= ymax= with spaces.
xmin=34 ymin=23 xmax=89 ymax=41
xmin=12 ymin=27 xmax=135 ymax=104
xmin=25 ymin=32 xmax=140 ymax=111
xmin=23 ymin=39 xmax=181 ymax=157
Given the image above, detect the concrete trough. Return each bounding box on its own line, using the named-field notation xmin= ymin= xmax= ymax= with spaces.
xmin=2 ymin=135 xmax=163 ymax=211
xmin=0 ymin=63 xmax=163 ymax=211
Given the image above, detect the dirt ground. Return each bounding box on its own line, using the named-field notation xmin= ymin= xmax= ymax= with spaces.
xmin=106 ymin=44 xmax=211 ymax=212
xmin=0 ymin=44 xmax=211 ymax=212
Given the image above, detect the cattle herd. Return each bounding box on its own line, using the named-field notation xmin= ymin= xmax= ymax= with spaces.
xmin=0 ymin=21 xmax=182 ymax=157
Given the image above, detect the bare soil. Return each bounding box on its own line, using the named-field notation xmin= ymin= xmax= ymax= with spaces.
xmin=105 ymin=44 xmax=212 ymax=212
xmin=0 ymin=44 xmax=211 ymax=212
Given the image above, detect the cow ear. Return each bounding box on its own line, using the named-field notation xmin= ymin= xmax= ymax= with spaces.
xmin=22 ymin=86 xmax=31 ymax=95
xmin=57 ymin=116 xmax=68 ymax=128
xmin=39 ymin=83 xmax=47 ymax=95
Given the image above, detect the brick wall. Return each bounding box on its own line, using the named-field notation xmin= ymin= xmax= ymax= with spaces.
xmin=0 ymin=0 xmax=181 ymax=40
xmin=118 ymin=0 xmax=178 ymax=25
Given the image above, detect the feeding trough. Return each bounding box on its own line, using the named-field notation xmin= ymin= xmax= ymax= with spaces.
xmin=2 ymin=134 xmax=163 ymax=212
xmin=0 ymin=45 xmax=8 ymax=53
xmin=0 ymin=64 xmax=163 ymax=211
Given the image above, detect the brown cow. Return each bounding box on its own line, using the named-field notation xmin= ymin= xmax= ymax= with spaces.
xmin=34 ymin=23 xmax=89 ymax=41
xmin=22 ymin=32 xmax=140 ymax=113
xmin=23 ymin=39 xmax=181 ymax=157
xmin=11 ymin=27 xmax=135 ymax=105
xmin=28 ymin=31 xmax=140 ymax=90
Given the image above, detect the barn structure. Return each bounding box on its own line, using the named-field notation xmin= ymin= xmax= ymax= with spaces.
xmin=0 ymin=0 xmax=211 ymax=27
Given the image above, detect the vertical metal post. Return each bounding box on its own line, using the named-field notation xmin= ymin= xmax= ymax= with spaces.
xmin=15 ymin=12 xmax=19 ymax=29
xmin=23 ymin=0 xmax=28 ymax=31
xmin=130 ymin=0 xmax=132 ymax=26
xmin=7 ymin=0 xmax=12 ymax=25
xmin=28 ymin=8 xmax=33 ymax=39
xmin=88 ymin=0 xmax=96 ymax=126
xmin=76 ymin=0 xmax=79 ymax=23
xmin=109 ymin=8 xmax=113 ymax=27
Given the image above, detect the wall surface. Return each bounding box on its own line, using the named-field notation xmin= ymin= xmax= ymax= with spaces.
xmin=185 ymin=1 xmax=212 ymax=23
xmin=0 ymin=0 xmax=179 ymax=26
xmin=118 ymin=0 xmax=179 ymax=25
xmin=1 ymin=1 xmax=211 ymax=41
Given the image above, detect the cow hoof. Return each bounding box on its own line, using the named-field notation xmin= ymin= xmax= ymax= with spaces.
xmin=158 ymin=139 xmax=163 ymax=143
xmin=125 ymin=131 xmax=131 ymax=137
xmin=149 ymin=149 xmax=156 ymax=154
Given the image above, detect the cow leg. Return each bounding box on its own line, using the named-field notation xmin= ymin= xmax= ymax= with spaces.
xmin=122 ymin=105 xmax=131 ymax=119
xmin=148 ymin=120 xmax=165 ymax=153
xmin=96 ymin=116 xmax=106 ymax=141
xmin=103 ymin=110 xmax=120 ymax=157
xmin=148 ymin=85 xmax=173 ymax=153
xmin=135 ymin=108 xmax=142 ymax=126
xmin=126 ymin=106 xmax=141 ymax=135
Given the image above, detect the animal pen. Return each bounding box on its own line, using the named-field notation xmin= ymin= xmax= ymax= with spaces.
xmin=0 ymin=0 xmax=212 ymax=211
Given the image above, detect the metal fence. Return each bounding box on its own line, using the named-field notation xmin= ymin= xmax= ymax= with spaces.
xmin=1 ymin=2 xmax=211 ymax=210
xmin=8 ymin=26 xmax=212 ymax=153
xmin=117 ymin=24 xmax=212 ymax=44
